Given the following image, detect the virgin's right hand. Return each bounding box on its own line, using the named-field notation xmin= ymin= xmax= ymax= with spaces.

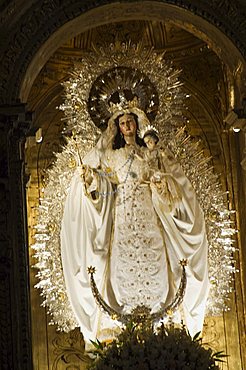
xmin=78 ymin=165 xmax=93 ymax=184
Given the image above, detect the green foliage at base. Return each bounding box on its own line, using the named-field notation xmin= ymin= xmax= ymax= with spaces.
xmin=87 ymin=324 xmax=226 ymax=370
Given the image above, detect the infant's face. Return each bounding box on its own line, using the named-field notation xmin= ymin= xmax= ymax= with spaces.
xmin=144 ymin=135 xmax=156 ymax=151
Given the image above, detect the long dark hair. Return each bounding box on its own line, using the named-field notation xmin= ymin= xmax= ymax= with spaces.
xmin=112 ymin=113 xmax=146 ymax=150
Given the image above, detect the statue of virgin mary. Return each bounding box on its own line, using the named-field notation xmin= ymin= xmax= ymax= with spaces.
xmin=60 ymin=89 xmax=210 ymax=345
xmin=34 ymin=43 xmax=236 ymax=349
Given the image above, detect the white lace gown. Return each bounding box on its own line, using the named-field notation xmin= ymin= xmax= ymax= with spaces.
xmin=108 ymin=146 xmax=170 ymax=313
xmin=61 ymin=143 xmax=210 ymax=344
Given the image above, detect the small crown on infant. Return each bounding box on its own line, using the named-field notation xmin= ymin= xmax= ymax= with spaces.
xmin=139 ymin=124 xmax=159 ymax=139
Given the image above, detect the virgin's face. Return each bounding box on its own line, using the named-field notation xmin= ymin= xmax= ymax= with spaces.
xmin=118 ymin=114 xmax=137 ymax=137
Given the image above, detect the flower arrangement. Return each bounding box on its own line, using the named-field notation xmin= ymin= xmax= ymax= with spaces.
xmin=87 ymin=323 xmax=226 ymax=370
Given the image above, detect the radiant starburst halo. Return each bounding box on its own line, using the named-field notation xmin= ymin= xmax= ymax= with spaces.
xmin=59 ymin=40 xmax=184 ymax=135
xmin=32 ymin=41 xmax=237 ymax=332
xmin=88 ymin=66 xmax=159 ymax=128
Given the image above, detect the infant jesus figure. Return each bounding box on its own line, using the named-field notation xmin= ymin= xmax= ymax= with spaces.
xmin=142 ymin=129 xmax=182 ymax=213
